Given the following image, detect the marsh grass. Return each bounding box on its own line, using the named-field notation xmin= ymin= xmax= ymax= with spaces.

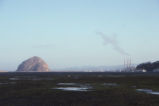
xmin=0 ymin=72 xmax=159 ymax=106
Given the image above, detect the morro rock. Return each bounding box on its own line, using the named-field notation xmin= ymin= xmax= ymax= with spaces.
xmin=16 ymin=56 xmax=49 ymax=72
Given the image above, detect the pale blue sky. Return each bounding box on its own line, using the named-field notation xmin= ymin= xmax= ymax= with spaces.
xmin=0 ymin=0 xmax=159 ymax=70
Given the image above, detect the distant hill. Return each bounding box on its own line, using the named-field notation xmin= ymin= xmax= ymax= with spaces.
xmin=52 ymin=65 xmax=136 ymax=72
xmin=16 ymin=56 xmax=49 ymax=72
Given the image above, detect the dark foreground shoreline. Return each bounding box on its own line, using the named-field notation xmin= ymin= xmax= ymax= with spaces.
xmin=1 ymin=71 xmax=159 ymax=76
xmin=0 ymin=72 xmax=159 ymax=106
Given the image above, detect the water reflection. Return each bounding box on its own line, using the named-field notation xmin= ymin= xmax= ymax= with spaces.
xmin=136 ymin=89 xmax=159 ymax=95
xmin=54 ymin=87 xmax=90 ymax=91
xmin=54 ymin=83 xmax=92 ymax=91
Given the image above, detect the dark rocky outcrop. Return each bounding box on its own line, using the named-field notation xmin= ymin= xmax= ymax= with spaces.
xmin=152 ymin=61 xmax=159 ymax=69
xmin=16 ymin=56 xmax=49 ymax=72
xmin=136 ymin=61 xmax=159 ymax=72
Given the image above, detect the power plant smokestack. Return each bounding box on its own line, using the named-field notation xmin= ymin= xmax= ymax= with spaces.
xmin=97 ymin=32 xmax=132 ymax=72
xmin=124 ymin=56 xmax=132 ymax=72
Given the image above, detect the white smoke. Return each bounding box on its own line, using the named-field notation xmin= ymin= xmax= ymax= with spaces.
xmin=97 ymin=32 xmax=129 ymax=56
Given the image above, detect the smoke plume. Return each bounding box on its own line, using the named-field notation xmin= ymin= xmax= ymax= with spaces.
xmin=97 ymin=32 xmax=129 ymax=56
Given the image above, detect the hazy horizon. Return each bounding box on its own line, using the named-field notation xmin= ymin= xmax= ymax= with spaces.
xmin=0 ymin=0 xmax=159 ymax=70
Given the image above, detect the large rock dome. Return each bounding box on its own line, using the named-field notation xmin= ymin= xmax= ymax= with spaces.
xmin=16 ymin=56 xmax=49 ymax=72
